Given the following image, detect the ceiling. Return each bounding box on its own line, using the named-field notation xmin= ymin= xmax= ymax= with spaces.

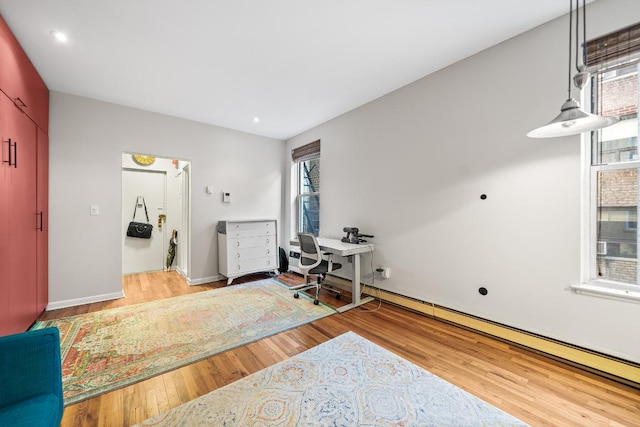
xmin=0 ymin=1 xmax=594 ymax=140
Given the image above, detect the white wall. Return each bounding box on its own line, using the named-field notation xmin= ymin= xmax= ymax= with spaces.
xmin=49 ymin=92 xmax=284 ymax=306
xmin=285 ymin=0 xmax=640 ymax=363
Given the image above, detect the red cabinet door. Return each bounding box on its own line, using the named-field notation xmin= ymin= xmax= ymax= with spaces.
xmin=0 ymin=15 xmax=49 ymax=129
xmin=1 ymin=94 xmax=37 ymax=334
xmin=36 ymin=127 xmax=48 ymax=313
xmin=0 ymin=94 xmax=10 ymax=335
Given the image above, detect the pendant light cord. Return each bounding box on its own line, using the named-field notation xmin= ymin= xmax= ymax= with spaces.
xmin=582 ymin=0 xmax=587 ymax=68
xmin=575 ymin=0 xmax=580 ymax=72
xmin=568 ymin=0 xmax=573 ymax=99
xmin=569 ymin=0 xmax=588 ymax=92
xmin=575 ymin=0 xmax=588 ymax=71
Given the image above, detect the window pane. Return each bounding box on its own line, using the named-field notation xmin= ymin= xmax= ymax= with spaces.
xmin=592 ymin=65 xmax=638 ymax=166
xmin=596 ymin=169 xmax=638 ymax=285
xmin=297 ymin=159 xmax=320 ymax=236
xmin=299 ymin=194 xmax=320 ymax=236
xmin=300 ymin=159 xmax=320 ymax=194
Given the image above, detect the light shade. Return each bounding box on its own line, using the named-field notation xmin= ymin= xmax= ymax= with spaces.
xmin=527 ymin=98 xmax=619 ymax=138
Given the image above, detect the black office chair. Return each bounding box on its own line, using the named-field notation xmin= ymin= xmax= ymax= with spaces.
xmin=291 ymin=233 xmax=342 ymax=305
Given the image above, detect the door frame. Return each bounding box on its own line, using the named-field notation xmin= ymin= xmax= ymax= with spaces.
xmin=121 ymin=153 xmax=191 ymax=280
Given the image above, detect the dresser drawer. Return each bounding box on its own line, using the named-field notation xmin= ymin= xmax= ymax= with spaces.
xmin=226 ymin=226 xmax=276 ymax=239
xmin=228 ymin=256 xmax=277 ymax=274
xmin=227 ymin=236 xmax=274 ymax=250
xmin=226 ymin=221 xmax=275 ymax=234
xmin=229 ymin=246 xmax=275 ymax=261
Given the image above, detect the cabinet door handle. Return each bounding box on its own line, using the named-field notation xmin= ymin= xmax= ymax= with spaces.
xmin=2 ymin=139 xmax=9 ymax=166
xmin=3 ymin=138 xmax=16 ymax=168
xmin=37 ymin=211 xmax=43 ymax=231
xmin=13 ymin=97 xmax=27 ymax=109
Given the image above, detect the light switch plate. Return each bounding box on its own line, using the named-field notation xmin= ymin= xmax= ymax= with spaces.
xmin=90 ymin=205 xmax=100 ymax=216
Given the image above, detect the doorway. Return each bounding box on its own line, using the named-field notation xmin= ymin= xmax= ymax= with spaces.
xmin=121 ymin=153 xmax=191 ymax=277
xmin=122 ymin=169 xmax=166 ymax=274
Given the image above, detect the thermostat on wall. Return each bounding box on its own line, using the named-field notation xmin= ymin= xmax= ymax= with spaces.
xmin=223 ymin=192 xmax=231 ymax=203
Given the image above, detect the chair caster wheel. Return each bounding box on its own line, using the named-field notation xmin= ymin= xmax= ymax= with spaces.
xmin=294 ymin=293 xmax=299 ymax=299
xmin=314 ymin=299 xmax=319 ymax=305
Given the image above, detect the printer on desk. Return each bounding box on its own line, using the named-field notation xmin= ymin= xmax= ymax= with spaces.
xmin=341 ymin=227 xmax=374 ymax=244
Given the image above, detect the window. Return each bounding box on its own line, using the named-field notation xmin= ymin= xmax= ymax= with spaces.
xmin=292 ymin=140 xmax=320 ymax=236
xmin=581 ymin=23 xmax=640 ymax=299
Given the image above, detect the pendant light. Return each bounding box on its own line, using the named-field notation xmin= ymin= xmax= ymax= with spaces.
xmin=527 ymin=0 xmax=619 ymax=138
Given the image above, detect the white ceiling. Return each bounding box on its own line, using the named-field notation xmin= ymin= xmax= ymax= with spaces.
xmin=0 ymin=1 xmax=591 ymax=140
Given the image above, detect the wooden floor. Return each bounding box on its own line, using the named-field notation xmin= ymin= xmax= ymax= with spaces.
xmin=41 ymin=271 xmax=640 ymax=427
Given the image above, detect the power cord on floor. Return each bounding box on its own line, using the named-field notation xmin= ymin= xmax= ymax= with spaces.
xmin=357 ymin=251 xmax=382 ymax=313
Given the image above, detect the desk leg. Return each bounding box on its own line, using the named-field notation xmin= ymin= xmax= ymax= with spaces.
xmin=352 ymin=253 xmax=361 ymax=306
xmin=337 ymin=253 xmax=374 ymax=313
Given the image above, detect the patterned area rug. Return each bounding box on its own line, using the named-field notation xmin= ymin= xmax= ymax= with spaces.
xmin=135 ymin=331 xmax=528 ymax=426
xmin=31 ymin=279 xmax=335 ymax=405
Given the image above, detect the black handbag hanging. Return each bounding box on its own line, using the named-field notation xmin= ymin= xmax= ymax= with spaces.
xmin=126 ymin=197 xmax=153 ymax=239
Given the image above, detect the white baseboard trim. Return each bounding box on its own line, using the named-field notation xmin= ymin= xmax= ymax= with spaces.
xmin=187 ymin=275 xmax=224 ymax=286
xmin=47 ymin=291 xmax=125 ymax=311
xmin=322 ymin=275 xmax=640 ymax=386
xmin=365 ymin=286 xmax=640 ymax=386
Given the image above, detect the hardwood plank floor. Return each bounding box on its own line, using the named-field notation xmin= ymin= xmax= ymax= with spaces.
xmin=41 ymin=272 xmax=640 ymax=426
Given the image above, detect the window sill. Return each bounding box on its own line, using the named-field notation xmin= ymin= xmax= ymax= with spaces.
xmin=571 ymin=283 xmax=640 ymax=303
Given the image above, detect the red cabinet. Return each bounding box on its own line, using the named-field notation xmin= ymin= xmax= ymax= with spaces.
xmin=0 ymin=16 xmax=48 ymax=130
xmin=0 ymin=14 xmax=49 ymax=335
xmin=36 ymin=127 xmax=48 ymax=314
xmin=1 ymin=95 xmax=38 ymax=334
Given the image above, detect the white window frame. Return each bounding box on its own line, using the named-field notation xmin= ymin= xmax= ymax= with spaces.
xmin=295 ymin=159 xmax=320 ymax=237
xmin=575 ymin=73 xmax=640 ymax=303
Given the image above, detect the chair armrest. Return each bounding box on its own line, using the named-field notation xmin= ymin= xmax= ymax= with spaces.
xmin=0 ymin=328 xmax=63 ymax=411
xmin=323 ymin=252 xmax=335 ymax=270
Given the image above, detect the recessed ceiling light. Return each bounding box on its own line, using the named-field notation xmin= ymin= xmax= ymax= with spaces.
xmin=50 ymin=31 xmax=68 ymax=42
xmin=253 ymin=117 xmax=260 ymax=123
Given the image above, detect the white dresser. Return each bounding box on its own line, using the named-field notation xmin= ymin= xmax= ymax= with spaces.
xmin=217 ymin=219 xmax=278 ymax=284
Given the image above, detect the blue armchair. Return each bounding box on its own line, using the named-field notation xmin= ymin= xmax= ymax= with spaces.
xmin=0 ymin=327 xmax=64 ymax=426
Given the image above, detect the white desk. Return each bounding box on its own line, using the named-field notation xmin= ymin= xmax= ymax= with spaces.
xmin=290 ymin=237 xmax=374 ymax=312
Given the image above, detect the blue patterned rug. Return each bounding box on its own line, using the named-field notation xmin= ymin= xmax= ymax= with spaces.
xmin=135 ymin=331 xmax=528 ymax=426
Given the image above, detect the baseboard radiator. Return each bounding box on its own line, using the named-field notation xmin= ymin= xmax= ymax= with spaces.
xmin=322 ymin=276 xmax=640 ymax=387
